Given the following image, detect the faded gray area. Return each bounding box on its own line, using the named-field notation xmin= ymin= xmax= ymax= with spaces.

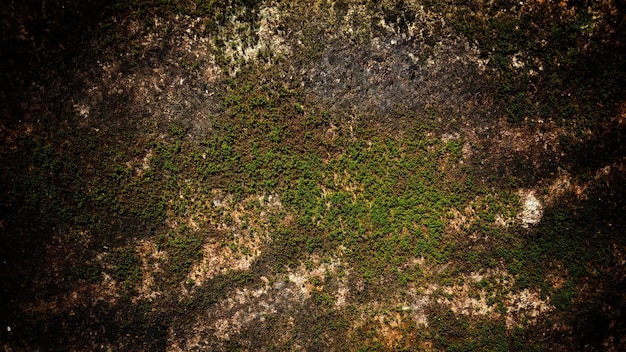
xmin=301 ymin=20 xmax=495 ymax=121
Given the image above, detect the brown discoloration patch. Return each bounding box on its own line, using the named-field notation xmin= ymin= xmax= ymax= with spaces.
xmin=134 ymin=239 xmax=165 ymax=302
xmin=403 ymin=267 xmax=553 ymax=330
xmin=544 ymin=171 xmax=573 ymax=205
xmin=187 ymin=231 xmax=266 ymax=287
xmin=447 ymin=206 xmax=474 ymax=234
xmin=185 ymin=194 xmax=281 ymax=288
xmin=376 ymin=311 xmax=408 ymax=349
xmin=171 ymin=252 xmax=347 ymax=350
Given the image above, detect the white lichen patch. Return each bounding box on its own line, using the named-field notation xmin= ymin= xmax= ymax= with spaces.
xmin=125 ymin=149 xmax=153 ymax=177
xmin=211 ymin=189 xmax=233 ymax=208
xmin=257 ymin=193 xmax=283 ymax=218
xmin=494 ymin=213 xmax=515 ymax=227
xmin=441 ymin=132 xmax=461 ymax=143
xmin=511 ymin=52 xmax=526 ymax=69
xmin=171 ymin=252 xmax=347 ymax=350
xmin=286 ymin=255 xmax=344 ymax=299
xmin=176 ymin=283 xmax=291 ymax=350
xmin=518 ymin=190 xmax=543 ymax=228
xmin=217 ymin=5 xmax=292 ymax=76
xmin=73 ymin=103 xmax=90 ymax=118
xmin=438 ymin=286 xmax=494 ymax=316
xmin=170 ymin=250 xmax=556 ymax=351
xmin=400 ymin=266 xmax=553 ymax=329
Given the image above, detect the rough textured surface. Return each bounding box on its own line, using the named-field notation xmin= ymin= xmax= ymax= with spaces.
xmin=1 ymin=1 xmax=625 ymax=351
